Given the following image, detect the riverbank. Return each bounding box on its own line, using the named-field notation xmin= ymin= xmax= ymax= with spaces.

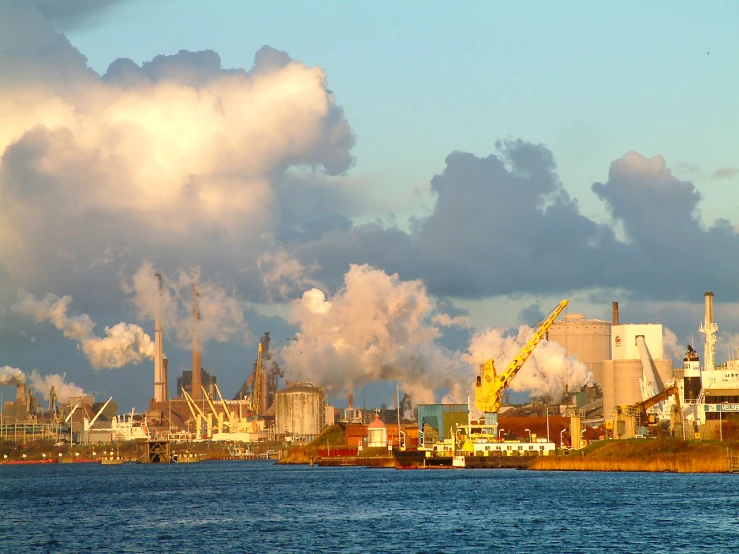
xmin=532 ymin=438 xmax=739 ymax=473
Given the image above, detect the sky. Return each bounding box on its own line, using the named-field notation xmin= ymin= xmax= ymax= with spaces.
xmin=1 ymin=0 xmax=739 ymax=412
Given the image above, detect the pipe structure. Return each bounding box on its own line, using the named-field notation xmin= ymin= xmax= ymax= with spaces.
xmin=699 ymin=291 xmax=717 ymax=372
xmin=635 ymin=335 xmax=663 ymax=400
xmin=612 ymin=302 xmax=619 ymax=326
xmin=154 ymin=273 xmax=166 ymax=403
xmin=192 ymin=271 xmax=202 ymax=400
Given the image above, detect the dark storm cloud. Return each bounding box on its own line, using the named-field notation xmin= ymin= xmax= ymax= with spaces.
xmin=8 ymin=0 xmax=134 ymax=29
xmin=592 ymin=152 xmax=739 ymax=300
xmin=292 ymin=144 xmax=739 ymax=302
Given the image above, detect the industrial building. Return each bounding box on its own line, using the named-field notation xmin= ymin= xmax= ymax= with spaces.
xmin=603 ymin=323 xmax=673 ymax=421
xmin=274 ymin=382 xmax=325 ymax=441
xmin=547 ymin=311 xmax=611 ymax=388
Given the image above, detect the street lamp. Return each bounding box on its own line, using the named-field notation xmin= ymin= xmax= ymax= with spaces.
xmin=560 ymin=429 xmax=566 ymax=449
xmin=498 ymin=428 xmax=505 ymax=440
xmin=525 ymin=428 xmax=531 ymax=442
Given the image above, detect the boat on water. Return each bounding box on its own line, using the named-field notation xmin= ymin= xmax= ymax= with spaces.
xmin=111 ymin=408 xmax=150 ymax=442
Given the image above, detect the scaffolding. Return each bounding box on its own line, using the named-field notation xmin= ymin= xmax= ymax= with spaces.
xmin=0 ymin=423 xmax=62 ymax=443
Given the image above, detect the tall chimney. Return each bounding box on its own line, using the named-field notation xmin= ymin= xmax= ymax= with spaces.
xmin=16 ymin=382 xmax=26 ymax=406
xmin=192 ymin=270 xmax=202 ymax=400
xmin=612 ymin=302 xmax=619 ymax=326
xmin=153 ymin=273 xmax=166 ymax=403
xmin=700 ymin=291 xmax=717 ymax=372
xmin=347 ymin=388 xmax=353 ymax=410
xmin=705 ymin=291 xmax=714 ymax=324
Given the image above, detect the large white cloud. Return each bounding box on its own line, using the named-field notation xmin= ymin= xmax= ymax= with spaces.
xmin=0 ymin=1 xmax=355 ymax=300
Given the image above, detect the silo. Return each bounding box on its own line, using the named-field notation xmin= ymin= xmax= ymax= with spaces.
xmin=547 ymin=313 xmax=611 ymax=388
xmin=275 ymin=383 xmax=325 ymax=440
xmin=603 ymin=323 xmax=674 ymax=418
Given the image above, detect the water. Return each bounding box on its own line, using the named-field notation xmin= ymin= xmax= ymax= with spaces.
xmin=1 ymin=461 xmax=737 ymax=553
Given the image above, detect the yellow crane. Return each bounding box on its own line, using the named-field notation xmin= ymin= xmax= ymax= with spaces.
xmin=182 ymin=388 xmax=211 ymax=439
xmin=214 ymin=383 xmax=235 ymax=429
xmin=475 ymin=299 xmax=569 ymax=436
xmin=201 ymin=386 xmax=226 ymax=434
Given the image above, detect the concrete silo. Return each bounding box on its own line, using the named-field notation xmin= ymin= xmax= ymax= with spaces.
xmin=546 ymin=313 xmax=611 ymax=388
xmin=602 ymin=324 xmax=673 ymax=419
xmin=275 ymin=383 xmax=325 ymax=441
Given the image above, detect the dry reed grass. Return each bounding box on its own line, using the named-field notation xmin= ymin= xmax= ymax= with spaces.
xmin=532 ymin=439 xmax=736 ymax=473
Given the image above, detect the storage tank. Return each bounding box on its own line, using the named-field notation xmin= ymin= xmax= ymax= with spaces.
xmin=275 ymin=383 xmax=325 ymax=440
xmin=547 ymin=313 xmax=611 ymax=387
xmin=603 ymin=324 xmax=674 ymax=418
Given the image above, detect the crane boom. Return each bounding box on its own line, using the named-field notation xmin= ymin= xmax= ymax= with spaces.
xmin=475 ymin=299 xmax=569 ymax=433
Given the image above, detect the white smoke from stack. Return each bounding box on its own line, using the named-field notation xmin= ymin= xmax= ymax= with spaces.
xmin=13 ymin=289 xmax=154 ymax=369
xmin=465 ymin=326 xmax=592 ymax=400
xmin=124 ymin=262 xmax=251 ymax=347
xmin=0 ymin=365 xmax=26 ymax=385
xmin=257 ymin=246 xmax=323 ymax=300
xmin=28 ymin=370 xmax=84 ymax=404
xmin=663 ymin=328 xmax=685 ymax=361
xmin=280 ymin=264 xmax=469 ymax=405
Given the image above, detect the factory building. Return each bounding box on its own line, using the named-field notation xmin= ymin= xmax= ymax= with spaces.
xmin=417 ymin=404 xmax=468 ymax=448
xmin=603 ymin=323 xmax=673 ymax=420
xmin=547 ymin=312 xmax=611 ymax=389
xmin=275 ymin=382 xmax=325 ymax=441
xmin=177 ymin=369 xmax=218 ymax=400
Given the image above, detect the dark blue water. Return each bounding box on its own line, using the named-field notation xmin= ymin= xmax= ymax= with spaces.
xmin=1 ymin=461 xmax=737 ymax=553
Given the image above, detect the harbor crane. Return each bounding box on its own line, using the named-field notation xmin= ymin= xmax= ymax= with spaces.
xmin=475 ymin=299 xmax=569 ymax=437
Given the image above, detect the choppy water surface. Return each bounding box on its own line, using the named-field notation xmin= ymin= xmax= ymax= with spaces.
xmin=1 ymin=461 xmax=738 ymax=553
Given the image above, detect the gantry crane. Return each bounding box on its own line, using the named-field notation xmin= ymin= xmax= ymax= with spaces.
xmin=201 ymin=386 xmax=226 ymax=434
xmin=475 ymin=299 xmax=569 ymax=437
xmin=182 ymin=388 xmax=211 ymax=439
xmin=214 ymin=384 xmax=235 ymax=428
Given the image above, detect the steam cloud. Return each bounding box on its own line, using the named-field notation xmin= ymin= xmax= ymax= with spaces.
xmin=464 ymin=325 xmax=593 ymax=400
xmin=123 ymin=262 xmax=251 ymax=347
xmin=13 ymin=289 xmax=154 ymax=369
xmin=0 ymin=365 xmax=26 ymax=385
xmin=280 ymin=264 xmax=469 ymax=405
xmin=28 ymin=369 xmax=84 ymax=404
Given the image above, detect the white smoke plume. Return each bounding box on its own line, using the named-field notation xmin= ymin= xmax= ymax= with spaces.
xmin=663 ymin=328 xmax=687 ymax=361
xmin=431 ymin=313 xmax=473 ymax=329
xmin=123 ymin=262 xmax=251 ymax=347
xmin=464 ymin=325 xmax=592 ymax=400
xmin=0 ymin=365 xmax=26 ymax=385
xmin=257 ymin=246 xmax=323 ymax=300
xmin=13 ymin=289 xmax=154 ymax=369
xmin=28 ymin=369 xmax=84 ymax=404
xmin=280 ymin=264 xmax=470 ymax=404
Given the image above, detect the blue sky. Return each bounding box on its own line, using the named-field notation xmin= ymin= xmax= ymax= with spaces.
xmin=2 ymin=0 xmax=739 ymax=411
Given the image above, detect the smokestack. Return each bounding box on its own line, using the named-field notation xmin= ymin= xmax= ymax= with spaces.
xmin=192 ymin=271 xmax=202 ymax=400
xmin=348 ymin=388 xmax=353 ymax=410
xmin=16 ymin=382 xmax=26 ymax=405
xmin=154 ymin=273 xmax=166 ymax=403
xmin=700 ymin=291 xmax=718 ymax=373
xmin=612 ymin=302 xmax=619 ymax=326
